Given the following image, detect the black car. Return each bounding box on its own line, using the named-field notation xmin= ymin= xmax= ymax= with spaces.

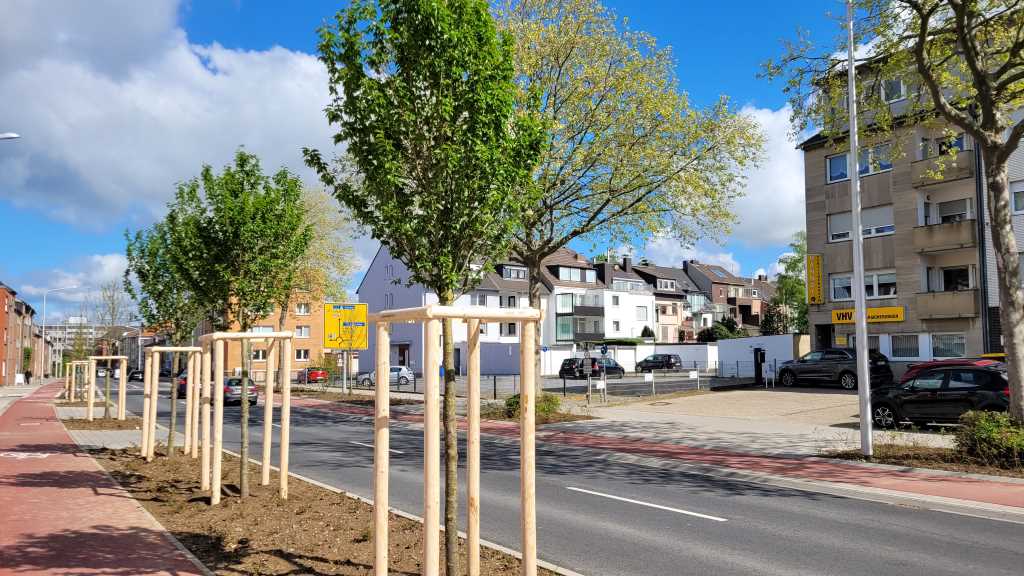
xmin=777 ymin=348 xmax=893 ymax=390
xmin=593 ymin=357 xmax=625 ymax=379
xmin=635 ymin=354 xmax=682 ymax=372
xmin=127 ymin=369 xmax=144 ymax=382
xmin=871 ymin=365 xmax=1009 ymax=428
xmin=559 ymin=357 xmax=624 ymax=379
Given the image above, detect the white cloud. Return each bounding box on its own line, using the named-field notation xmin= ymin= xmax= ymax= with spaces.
xmin=753 ymin=267 xmax=767 ymax=278
xmin=0 ymin=0 xmax=337 ymax=226
xmin=18 ymin=253 xmax=129 ymax=323
xmin=730 ymin=105 xmax=806 ymax=247
xmin=634 ymin=234 xmax=742 ymax=276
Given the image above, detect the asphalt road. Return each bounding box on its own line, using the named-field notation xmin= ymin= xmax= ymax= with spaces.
xmin=126 ymin=382 xmax=1023 ymax=576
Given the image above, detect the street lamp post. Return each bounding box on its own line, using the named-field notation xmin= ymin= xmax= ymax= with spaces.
xmin=42 ymin=285 xmax=78 ymax=378
xmin=0 ymin=132 xmax=20 ymax=140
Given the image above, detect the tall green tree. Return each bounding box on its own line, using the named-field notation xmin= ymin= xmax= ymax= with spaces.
xmin=759 ymin=302 xmax=788 ymax=336
xmin=495 ymin=0 xmax=763 ymax=378
xmin=765 ymin=0 xmax=1024 ymax=421
xmin=304 ymin=1 xmax=543 ymax=571
xmin=125 ymin=221 xmax=205 ymax=455
xmin=774 ymin=231 xmax=808 ymax=334
xmin=166 ymin=149 xmax=312 ymax=497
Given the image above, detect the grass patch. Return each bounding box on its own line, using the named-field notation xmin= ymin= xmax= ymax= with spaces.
xmin=480 ymin=394 xmax=593 ymax=425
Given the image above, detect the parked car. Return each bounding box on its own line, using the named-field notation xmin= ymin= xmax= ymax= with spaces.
xmin=593 ymin=357 xmax=625 ymax=379
xmin=298 ymin=368 xmax=329 ymax=384
xmin=358 ymin=366 xmax=414 ymax=388
xmin=175 ymin=369 xmax=189 ymax=397
xmin=127 ymin=369 xmax=144 ymax=382
xmin=558 ymin=357 xmax=624 ymax=379
xmin=159 ymin=367 xmax=172 ymax=378
xmin=635 ymin=354 xmax=682 ymax=372
xmin=900 ymin=358 xmax=1004 ymax=385
xmin=96 ymin=367 xmax=106 ymax=378
xmin=223 ymin=377 xmax=258 ymax=406
xmin=777 ymin=348 xmax=893 ymax=389
xmin=871 ymin=365 xmax=1009 ymax=428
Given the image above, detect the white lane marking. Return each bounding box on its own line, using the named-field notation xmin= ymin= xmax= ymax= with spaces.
xmin=349 ymin=440 xmax=404 ymax=455
xmin=272 ymin=423 xmax=281 ymax=428
xmin=566 ymin=486 xmax=728 ymax=522
xmin=19 ymin=422 xmax=41 ymax=426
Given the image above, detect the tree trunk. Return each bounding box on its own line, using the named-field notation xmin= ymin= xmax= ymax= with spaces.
xmin=277 ymin=296 xmax=290 ymax=392
xmin=240 ymin=338 xmax=251 ymax=498
xmin=527 ymin=261 xmax=544 ymax=394
xmin=440 ymin=292 xmax=459 ymax=576
xmin=103 ymin=358 xmax=112 ymax=419
xmin=168 ymin=352 xmax=179 ymax=456
xmin=983 ymin=153 xmax=1024 ymax=422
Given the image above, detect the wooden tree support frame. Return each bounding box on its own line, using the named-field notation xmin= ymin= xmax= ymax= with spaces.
xmin=197 ymin=331 xmax=293 ymax=505
xmin=367 ymin=304 xmax=541 ymax=576
xmin=141 ymin=347 xmax=202 ymax=462
xmin=86 ymin=356 xmax=128 ymax=422
xmin=66 ymin=360 xmax=90 ymax=402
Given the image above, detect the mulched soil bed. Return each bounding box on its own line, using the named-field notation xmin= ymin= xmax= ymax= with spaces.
xmin=291 ymin=389 xmax=422 ymax=407
xmin=479 ymin=406 xmax=594 ymax=425
xmin=62 ymin=417 xmax=143 ymax=431
xmin=57 ymin=400 xmax=113 ymax=408
xmin=92 ymin=448 xmax=553 ymax=575
xmin=827 ymin=444 xmax=1024 ymax=479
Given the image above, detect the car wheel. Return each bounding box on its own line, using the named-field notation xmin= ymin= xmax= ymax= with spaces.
xmin=839 ymin=372 xmax=857 ymax=390
xmin=872 ymin=404 xmax=898 ymax=428
xmin=780 ymin=370 xmax=796 ymax=387
xmin=398 ymin=376 xmax=409 ymax=386
xmin=361 ymin=378 xmax=371 ymax=387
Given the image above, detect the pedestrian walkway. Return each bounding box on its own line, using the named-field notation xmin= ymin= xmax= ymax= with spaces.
xmin=0 ymin=381 xmax=205 ymax=576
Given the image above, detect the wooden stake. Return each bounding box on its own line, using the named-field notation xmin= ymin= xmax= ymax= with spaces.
xmin=519 ymin=319 xmax=537 ymax=576
xmin=118 ymin=358 xmax=127 ymax=420
xmin=191 ymin=352 xmax=201 ymax=459
xmin=148 ymin=351 xmax=160 ymax=461
xmin=261 ymin=340 xmax=276 ymax=486
xmin=201 ymin=344 xmax=212 ymax=490
xmin=279 ymin=337 xmax=292 ymax=499
xmin=467 ymin=318 xmax=482 ymax=576
xmin=184 ymin=352 xmax=194 ymax=453
xmin=212 ymin=340 xmax=225 ymax=505
xmin=141 ymin=354 xmax=151 ymax=457
xmin=423 ymin=318 xmax=441 ymax=576
xmin=86 ymin=360 xmax=95 ymax=421
xmin=373 ymin=322 xmax=391 ymax=576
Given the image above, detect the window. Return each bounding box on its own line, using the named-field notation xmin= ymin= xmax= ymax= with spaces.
xmin=479 ymin=323 xmax=487 ymax=335
xmin=912 ymin=371 xmax=945 ymax=390
xmin=947 ymin=369 xmax=990 ymax=390
xmin=831 ymin=271 xmax=897 ymax=301
xmin=1013 ymin=181 xmax=1024 ymax=213
xmin=295 ymin=349 xmax=310 ymax=361
xmin=612 ymin=320 xmax=620 ymax=332
xmin=503 ymin=266 xmax=527 ymax=280
xmin=504 ymin=295 xmax=517 ymax=308
xmin=251 ymin=325 xmax=273 ymax=334
xmin=827 ymin=153 xmax=848 ymax=183
xmin=942 ymin=267 xmax=971 ymax=292
xmin=891 ymin=334 xmax=920 ymax=359
xmin=921 ymin=134 xmax=966 ymax=159
xmin=506 ymin=322 xmax=516 ymax=336
xmin=384 ymin=293 xmax=395 ymax=308
xmin=939 ymin=134 xmax=965 ymax=156
xmin=585 ymin=269 xmax=596 ymax=283
xmin=574 ymin=317 xmax=586 ymax=333
xmin=612 ymin=295 xmax=620 ymax=306
xmin=472 ymin=293 xmax=488 ymax=306
xmin=829 ymin=206 xmax=895 ymax=242
xmin=657 ymin=279 xmax=677 ymax=290
xmin=802 ymin=351 xmax=824 ymax=362
xmin=296 ymin=303 xmax=311 ymax=315
xmin=612 ymin=279 xmax=645 ymax=292
xmin=751 ymin=289 xmax=759 ymax=298
xmin=592 ymin=320 xmax=601 ymax=333
xmin=849 ymin=335 xmax=880 ymax=352
xmin=823 ymin=350 xmax=850 ymax=360
xmin=859 ymin=143 xmax=892 ymax=175
xmin=932 ymin=333 xmax=966 ymax=358
xmin=636 ymin=306 xmax=648 ymax=321
xmin=252 ymin=349 xmax=267 ymax=361
xmin=938 ymin=198 xmax=970 ymax=223
xmin=295 ymin=325 xmax=310 ymax=338
xmin=556 ymin=316 xmax=573 ymax=341
xmin=558 ymin=267 xmax=583 ymax=282
xmin=556 ymin=294 xmax=573 ymax=314
xmin=881 ymin=78 xmax=905 ymax=103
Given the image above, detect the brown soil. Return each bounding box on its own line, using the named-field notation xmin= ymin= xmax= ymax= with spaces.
xmin=57 ymin=400 xmax=114 ymax=408
xmin=291 ymin=389 xmax=422 ymax=407
xmin=92 ymin=449 xmax=553 ymax=575
xmin=479 ymin=405 xmax=594 ymax=425
xmin=62 ymin=417 xmax=143 ymax=431
xmin=827 ymin=444 xmax=1024 ymax=479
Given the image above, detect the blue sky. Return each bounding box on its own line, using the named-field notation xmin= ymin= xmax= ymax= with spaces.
xmin=0 ymin=0 xmax=841 ymax=321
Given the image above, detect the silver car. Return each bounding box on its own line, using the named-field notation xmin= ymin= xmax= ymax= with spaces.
xmin=224 ymin=377 xmax=258 ymax=406
xmin=359 ymin=366 xmax=414 ymax=388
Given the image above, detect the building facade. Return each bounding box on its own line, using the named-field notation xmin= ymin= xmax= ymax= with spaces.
xmin=0 ymin=283 xmax=14 ymax=385
xmin=684 ymin=261 xmax=768 ymax=329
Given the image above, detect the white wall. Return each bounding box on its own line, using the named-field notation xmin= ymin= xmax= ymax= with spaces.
xmin=716 ymin=334 xmax=799 ymax=377
xmin=604 ymin=290 xmax=655 ymax=338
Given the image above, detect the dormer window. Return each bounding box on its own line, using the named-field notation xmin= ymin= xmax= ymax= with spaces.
xmin=558 ymin=267 xmax=596 ymax=283
xmin=656 ymin=279 xmax=676 ymax=291
xmin=881 ymin=78 xmax=905 ymax=103
xmin=502 ymin=265 xmax=527 ymax=280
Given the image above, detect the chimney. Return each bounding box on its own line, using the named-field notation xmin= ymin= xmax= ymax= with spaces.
xmin=622 ymin=256 xmax=633 ymax=273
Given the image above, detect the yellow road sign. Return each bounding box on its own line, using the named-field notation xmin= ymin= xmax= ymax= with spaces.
xmin=806 ymin=254 xmax=824 ymax=304
xmin=324 ymin=303 xmax=368 ymax=350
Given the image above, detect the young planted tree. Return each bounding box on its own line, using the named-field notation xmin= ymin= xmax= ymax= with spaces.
xmin=765 ymin=0 xmax=1024 ymax=421
xmin=773 ymin=231 xmax=808 ymax=334
xmin=304 ymin=1 xmax=543 ymax=571
xmin=125 ymin=221 xmax=204 ymax=455
xmin=92 ymin=280 xmax=131 ymax=419
xmin=166 ymin=149 xmax=311 ymax=497
xmin=495 ymin=0 xmax=763 ymax=378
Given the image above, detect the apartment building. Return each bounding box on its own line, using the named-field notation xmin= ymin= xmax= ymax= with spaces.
xmin=684 ymin=261 xmax=766 ymax=328
xmin=983 ymin=119 xmax=1024 ymax=352
xmin=1 ymin=283 xmax=14 ymax=385
xmin=3 ymin=296 xmax=37 ymax=385
xmin=633 ymin=264 xmax=710 ymax=342
xmin=800 ymin=109 xmax=987 ymax=360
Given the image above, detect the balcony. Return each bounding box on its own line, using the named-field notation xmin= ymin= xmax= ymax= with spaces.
xmin=912 ymin=218 xmax=977 ymax=253
xmin=916 ymin=289 xmax=979 ymax=320
xmin=911 ymin=149 xmax=975 ymax=188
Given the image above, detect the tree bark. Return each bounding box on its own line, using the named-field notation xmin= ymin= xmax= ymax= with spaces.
xmin=983 ymin=152 xmax=1024 ymax=422
xmin=240 ymin=338 xmax=251 ymax=498
xmin=440 ymin=293 xmax=459 ymax=576
xmin=103 ymin=358 xmax=112 ymax=419
xmin=168 ymin=352 xmax=179 ymax=456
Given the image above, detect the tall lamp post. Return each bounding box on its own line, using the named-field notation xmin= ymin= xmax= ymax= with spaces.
xmin=42 ymin=285 xmax=78 ymax=377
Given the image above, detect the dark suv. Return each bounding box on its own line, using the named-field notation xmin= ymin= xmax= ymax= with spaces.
xmin=777 ymin=348 xmax=893 ymax=390
xmin=636 ymin=354 xmax=682 ymax=372
xmin=871 ymin=366 xmax=1009 ymax=428
xmin=559 ymin=357 xmax=624 ymax=379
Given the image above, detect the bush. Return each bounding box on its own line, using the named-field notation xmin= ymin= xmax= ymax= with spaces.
xmin=954 ymin=411 xmax=1024 ymax=469
xmin=504 ymin=392 xmax=561 ymax=419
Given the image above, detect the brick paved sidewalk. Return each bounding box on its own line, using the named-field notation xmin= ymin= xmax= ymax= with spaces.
xmin=0 ymin=382 xmax=206 ymax=576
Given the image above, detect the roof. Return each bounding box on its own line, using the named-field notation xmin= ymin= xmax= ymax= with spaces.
xmin=0 ymin=281 xmax=15 ymax=297
xmin=538 ymin=247 xmax=604 ymax=291
xmin=633 ymin=264 xmax=700 ymax=296
xmin=686 ymin=262 xmax=746 ymax=286
xmin=476 ymin=262 xmax=548 ymax=295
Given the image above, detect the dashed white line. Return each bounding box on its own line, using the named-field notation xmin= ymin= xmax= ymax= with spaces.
xmin=349 ymin=440 xmax=404 ymax=455
xmin=566 ymin=486 xmax=728 ymax=522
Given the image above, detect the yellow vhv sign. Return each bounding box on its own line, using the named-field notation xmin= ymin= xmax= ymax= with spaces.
xmin=324 ymin=303 xmax=369 ymax=350
xmin=832 ymin=306 xmax=905 ymax=324
xmin=806 ymin=254 xmax=824 ymax=304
